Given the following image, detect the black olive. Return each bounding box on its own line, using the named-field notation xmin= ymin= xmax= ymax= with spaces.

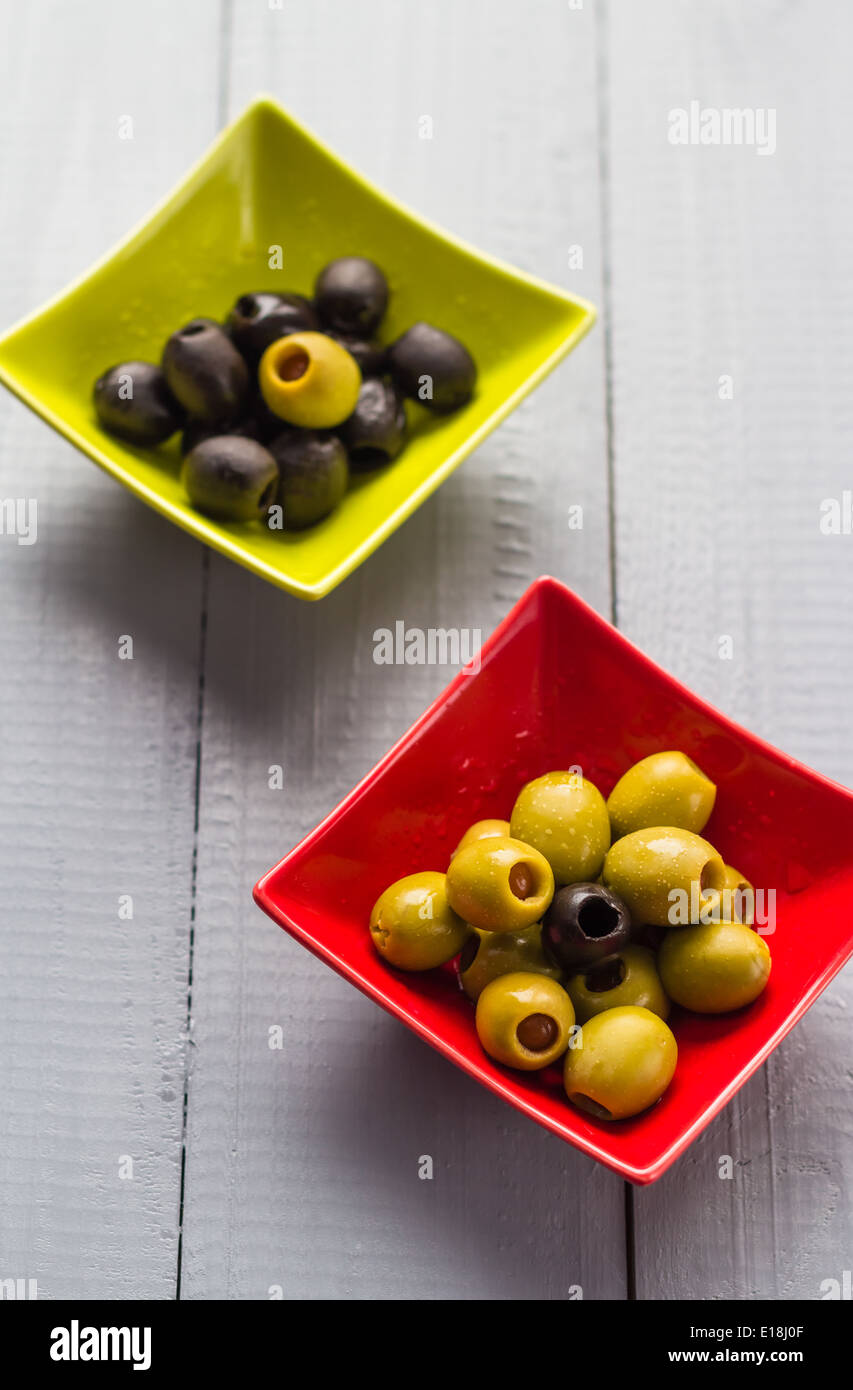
xmin=181 ymin=436 xmax=279 ymax=522
xmin=541 ymin=883 xmax=632 ymax=972
xmin=269 ymin=430 xmax=349 ymax=530
xmin=180 ymin=408 xmax=286 ymax=457
xmin=387 ymin=321 xmax=476 ymax=413
xmin=238 ymin=392 xmax=293 ymax=444
xmin=162 ymin=318 xmax=249 ymax=427
xmin=314 ymin=257 xmax=389 ymax=336
xmin=226 ymin=291 xmax=318 ymax=365
xmin=326 ymin=332 xmax=387 ymax=378
xmin=181 ymin=400 xmax=268 ymax=456
xmin=93 ymin=361 xmax=184 ymax=445
xmin=338 ymin=378 xmax=407 ymax=471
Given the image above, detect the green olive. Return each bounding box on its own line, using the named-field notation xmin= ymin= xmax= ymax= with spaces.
xmin=658 ymin=920 xmax=771 ymax=1013
xmin=563 ymin=1006 xmax=678 ymax=1120
xmin=369 ymin=871 xmax=470 ymax=971
xmin=606 ymin=750 xmax=716 ymax=838
xmin=452 ymin=818 xmax=512 ymax=858
xmin=475 ymin=972 xmax=575 ymax=1070
xmin=720 ymin=864 xmax=755 ymax=923
xmin=566 ymin=945 xmax=670 ymax=1023
xmin=459 ymin=925 xmax=561 ymax=1002
xmin=258 ymin=331 xmax=361 ymax=428
xmin=698 ymin=862 xmax=755 ymax=924
xmin=445 ymin=836 xmax=554 ymax=932
xmin=510 ymin=771 xmax=610 ymax=885
xmin=601 ymin=826 xmax=726 ymax=927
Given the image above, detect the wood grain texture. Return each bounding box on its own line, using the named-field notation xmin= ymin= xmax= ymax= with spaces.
xmin=179 ymin=0 xmax=623 ymax=1300
xmin=0 ymin=0 xmax=219 ymax=1298
xmin=603 ymin=0 xmax=853 ymax=1298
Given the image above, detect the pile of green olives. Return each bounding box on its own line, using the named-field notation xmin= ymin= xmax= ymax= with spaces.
xmin=93 ymin=256 xmax=477 ymax=529
xmin=367 ymin=751 xmax=772 ymax=1124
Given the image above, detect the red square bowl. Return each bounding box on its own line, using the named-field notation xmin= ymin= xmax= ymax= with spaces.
xmin=254 ymin=576 xmax=853 ymax=1183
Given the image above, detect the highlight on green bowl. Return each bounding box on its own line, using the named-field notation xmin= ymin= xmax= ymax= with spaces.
xmin=0 ymin=97 xmax=596 ymax=600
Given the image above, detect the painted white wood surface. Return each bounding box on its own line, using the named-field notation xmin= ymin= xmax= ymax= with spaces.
xmin=0 ymin=0 xmax=219 ymax=1299
xmin=604 ymin=0 xmax=853 ymax=1297
xmin=0 ymin=0 xmax=850 ymax=1300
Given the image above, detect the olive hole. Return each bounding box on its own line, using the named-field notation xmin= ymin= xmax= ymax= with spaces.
xmin=458 ymin=935 xmax=479 ymax=974
xmin=237 ymin=295 xmax=260 ymax=317
xmin=700 ymin=859 xmax=725 ymax=893
xmin=585 ymin=957 xmax=626 ymax=993
xmin=516 ymin=1013 xmax=558 ymax=1052
xmin=570 ymin=1093 xmax=613 ymax=1121
xmin=733 ymin=885 xmax=753 ymax=920
xmin=508 ymin=862 xmax=536 ymax=900
xmin=180 ymin=322 xmax=208 ymax=337
xmin=275 ymin=350 xmax=310 ymax=382
xmin=700 ymin=888 xmax=725 ymax=925
xmin=577 ymin=898 xmax=619 ymax=939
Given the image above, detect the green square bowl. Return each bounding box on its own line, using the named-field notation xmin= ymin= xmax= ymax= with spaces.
xmin=0 ymin=97 xmax=596 ymax=599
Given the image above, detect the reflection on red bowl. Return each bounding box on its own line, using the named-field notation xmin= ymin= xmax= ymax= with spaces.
xmin=254 ymin=576 xmax=853 ymax=1183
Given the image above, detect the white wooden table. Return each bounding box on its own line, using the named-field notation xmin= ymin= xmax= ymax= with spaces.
xmin=1 ymin=0 xmax=850 ymax=1301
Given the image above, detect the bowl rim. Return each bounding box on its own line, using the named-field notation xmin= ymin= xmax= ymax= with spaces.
xmin=0 ymin=96 xmax=597 ymax=600
xmin=254 ymin=575 xmax=853 ymax=1182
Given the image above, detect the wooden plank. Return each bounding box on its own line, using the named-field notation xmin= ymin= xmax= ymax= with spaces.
xmin=604 ymin=0 xmax=853 ymax=1297
xmin=0 ymin=0 xmax=219 ymax=1298
xmin=180 ymin=0 xmax=624 ymax=1299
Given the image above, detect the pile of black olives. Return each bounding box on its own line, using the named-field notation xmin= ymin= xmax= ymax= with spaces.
xmin=369 ymin=751 xmax=772 ymax=1122
xmin=93 ymin=256 xmax=477 ymax=529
